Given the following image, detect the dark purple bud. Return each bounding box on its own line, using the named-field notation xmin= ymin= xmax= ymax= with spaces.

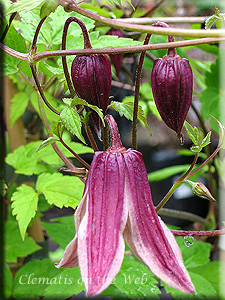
xmin=71 ymin=54 xmax=111 ymax=138
xmin=151 ymin=51 xmax=193 ymax=138
xmin=106 ymin=28 xmax=124 ymax=78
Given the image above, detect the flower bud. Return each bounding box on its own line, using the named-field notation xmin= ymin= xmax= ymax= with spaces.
xmin=106 ymin=28 xmax=124 ymax=78
xmin=151 ymin=49 xmax=193 ymax=138
xmin=71 ymin=54 xmax=111 ymax=138
xmin=186 ymin=180 xmax=217 ymax=202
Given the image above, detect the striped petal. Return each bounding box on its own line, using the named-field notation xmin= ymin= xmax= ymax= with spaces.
xmin=123 ymin=149 xmax=196 ymax=294
xmin=78 ymin=151 xmax=128 ymax=296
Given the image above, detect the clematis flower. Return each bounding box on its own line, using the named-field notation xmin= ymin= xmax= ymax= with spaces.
xmin=56 ymin=115 xmax=196 ymax=296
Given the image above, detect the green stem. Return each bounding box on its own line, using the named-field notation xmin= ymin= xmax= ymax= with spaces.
xmin=132 ymin=33 xmax=151 ymax=149
xmin=59 ymin=1 xmax=225 ymax=38
xmin=155 ymin=153 xmax=199 ymax=212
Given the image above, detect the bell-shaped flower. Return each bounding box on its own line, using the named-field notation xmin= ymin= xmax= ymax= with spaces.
xmin=56 ymin=115 xmax=196 ymax=296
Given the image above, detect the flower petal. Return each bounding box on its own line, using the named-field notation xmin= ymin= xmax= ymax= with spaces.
xmin=124 ymin=149 xmax=196 ymax=294
xmin=78 ymin=152 xmax=128 ymax=296
xmin=55 ymin=188 xmax=87 ymax=268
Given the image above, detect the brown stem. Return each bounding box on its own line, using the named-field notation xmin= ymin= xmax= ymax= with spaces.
xmin=172 ymin=228 xmax=225 ymax=237
xmin=30 ymin=16 xmax=47 ymax=54
xmin=30 ymin=65 xmax=60 ymax=115
xmin=0 ymin=12 xmax=17 ymax=42
xmin=140 ymin=0 xmax=166 ymax=18
xmin=84 ymin=122 xmax=98 ymax=152
xmin=132 ymin=33 xmax=151 ymax=149
xmin=5 ymin=174 xmax=18 ymax=196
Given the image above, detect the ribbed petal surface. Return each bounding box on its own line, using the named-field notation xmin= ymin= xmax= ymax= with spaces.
xmin=78 ymin=151 xmax=128 ymax=296
xmin=123 ymin=149 xmax=196 ymax=294
xmin=55 ymin=189 xmax=87 ymax=268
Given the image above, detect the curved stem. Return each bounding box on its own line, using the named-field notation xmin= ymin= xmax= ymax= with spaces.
xmin=30 ymin=65 xmax=60 ymax=115
xmin=58 ymin=1 xmax=225 ymax=38
xmin=155 ymin=153 xmax=199 ymax=212
xmin=158 ymin=207 xmax=209 ymax=226
xmin=132 ymin=33 xmax=151 ymax=149
xmin=30 ymin=16 xmax=47 ymax=54
xmin=171 ymin=228 xmax=225 ymax=237
xmin=0 ymin=12 xmax=17 ymax=42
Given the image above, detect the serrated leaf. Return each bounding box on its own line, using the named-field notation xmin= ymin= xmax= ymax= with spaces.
xmin=184 ymin=121 xmax=199 ymax=146
xmin=36 ymin=173 xmax=84 ymax=208
xmin=200 ymin=131 xmax=211 ymax=148
xmin=10 ymin=92 xmax=29 ymax=127
xmin=12 ymin=259 xmax=60 ymax=299
xmin=41 ymin=215 xmax=75 ymax=249
xmin=70 ymin=97 xmax=105 ymax=125
xmin=60 ymin=107 xmax=85 ymax=144
xmin=6 ymin=0 xmax=45 ymax=15
xmin=36 ymin=137 xmax=59 ymax=152
xmin=205 ymin=15 xmax=217 ymax=30
xmin=40 ymin=0 xmax=58 ymax=18
xmin=43 ymin=267 xmax=84 ymax=298
xmin=113 ymin=255 xmax=160 ymax=298
xmin=5 ymin=221 xmax=41 ymax=263
xmin=11 ymin=185 xmax=38 ymax=241
xmin=176 ymin=236 xmax=211 ymax=269
xmin=4 ymin=262 xmax=13 ymax=299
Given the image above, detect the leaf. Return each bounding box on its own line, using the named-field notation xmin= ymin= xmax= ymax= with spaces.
xmin=113 ymin=255 xmax=160 ymax=298
xmin=40 ymin=0 xmax=58 ymax=18
xmin=43 ymin=267 xmax=84 ymax=298
xmin=189 ymin=261 xmax=225 ymax=299
xmin=41 ymin=215 xmax=75 ymax=249
xmin=10 ymin=92 xmax=29 ymax=127
xmin=12 ymin=259 xmax=60 ymax=299
xmin=5 ymin=0 xmax=45 ymax=15
xmin=5 ymin=221 xmax=41 ymax=263
xmin=205 ymin=15 xmax=217 ymax=29
xmin=11 ymin=185 xmax=38 ymax=241
xmin=35 ymin=137 xmax=59 ymax=152
xmin=36 ymin=173 xmax=84 ymax=208
xmin=176 ymin=236 xmax=211 ymax=269
xmin=69 ymin=97 xmax=105 ymax=125
xmin=4 ymin=262 xmax=13 ymax=299
xmin=60 ymin=107 xmax=85 ymax=144
xmin=164 ymin=271 xmax=218 ymax=299
xmin=184 ymin=121 xmax=199 ymax=146
xmin=148 ymin=165 xmax=192 ymax=182
xmin=200 ymin=131 xmax=211 ymax=148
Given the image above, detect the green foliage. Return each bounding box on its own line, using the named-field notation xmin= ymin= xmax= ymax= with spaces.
xmin=36 ymin=173 xmax=84 ymax=208
xmin=11 ymin=185 xmax=38 ymax=241
xmin=60 ymin=107 xmax=86 ymax=144
xmin=148 ymin=165 xmax=192 ymax=182
xmin=5 ymin=221 xmax=41 ymax=263
xmin=5 ymin=0 xmax=45 ymax=15
xmin=40 ymin=0 xmax=58 ymax=18
xmin=4 ymin=262 xmax=13 ymax=299
xmin=35 ymin=137 xmax=59 ymax=152
xmin=10 ymin=92 xmax=29 ymax=127
xmin=41 ymin=215 xmax=75 ymax=249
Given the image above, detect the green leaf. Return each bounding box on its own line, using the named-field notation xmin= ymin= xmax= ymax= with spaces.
xmin=205 ymin=15 xmax=217 ymax=29
xmin=43 ymin=267 xmax=84 ymax=298
xmin=5 ymin=221 xmax=41 ymax=263
xmin=60 ymin=107 xmax=85 ymax=144
xmin=35 ymin=137 xmax=59 ymax=152
xmin=40 ymin=0 xmax=58 ymax=18
xmin=70 ymin=97 xmax=105 ymax=125
xmin=36 ymin=173 xmax=84 ymax=208
xmin=4 ymin=262 xmax=13 ymax=299
xmin=148 ymin=165 xmax=192 ymax=182
xmin=6 ymin=0 xmax=45 ymax=15
xmin=184 ymin=121 xmax=199 ymax=146
xmin=10 ymin=92 xmax=29 ymax=127
xmin=12 ymin=259 xmax=60 ymax=299
xmin=190 ymin=145 xmax=203 ymax=153
xmin=113 ymin=255 xmax=160 ymax=298
xmin=164 ymin=271 xmax=217 ymax=299
xmin=189 ymin=261 xmax=225 ymax=299
xmin=11 ymin=185 xmax=38 ymax=241
xmin=176 ymin=236 xmax=211 ymax=269
xmin=41 ymin=215 xmax=75 ymax=249
xmin=200 ymin=131 xmax=211 ymax=148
